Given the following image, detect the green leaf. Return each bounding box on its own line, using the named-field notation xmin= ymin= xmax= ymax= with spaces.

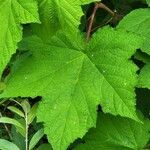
xmin=21 ymin=100 xmax=31 ymax=114
xmin=117 ymin=8 xmax=150 ymax=36
xmin=0 ymin=117 xmax=25 ymax=130
xmin=0 ymin=98 xmax=8 ymax=105
xmin=117 ymin=8 xmax=150 ymax=54
xmin=11 ymin=125 xmax=26 ymax=150
xmin=146 ymin=0 xmax=150 ymax=6
xmin=0 ymin=82 xmax=6 ymax=92
xmin=135 ymin=51 xmax=150 ymax=89
xmin=134 ymin=50 xmax=150 ymax=88
xmin=1 ymin=41 xmax=101 ymax=150
xmin=15 ymin=118 xmax=26 ymax=137
xmin=36 ymin=144 xmax=52 ymax=150
xmin=7 ymin=106 xmax=24 ymax=118
xmin=28 ymin=103 xmax=38 ymax=124
xmin=0 ymin=27 xmax=142 ymax=150
xmin=29 ymin=128 xmax=44 ymax=150
xmin=138 ymin=65 xmax=150 ymax=89
xmin=87 ymin=27 xmax=142 ymax=120
xmin=0 ymin=139 xmax=20 ymax=150
xmin=76 ymin=113 xmax=150 ymax=150
xmin=0 ymin=0 xmax=40 ymax=77
xmin=32 ymin=0 xmax=98 ymax=41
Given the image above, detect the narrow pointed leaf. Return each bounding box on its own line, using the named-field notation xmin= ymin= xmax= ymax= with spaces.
xmin=28 ymin=103 xmax=38 ymax=124
xmin=0 ymin=139 xmax=20 ymax=150
xmin=7 ymin=106 xmax=24 ymax=118
xmin=0 ymin=117 xmax=25 ymax=130
xmin=29 ymin=128 xmax=44 ymax=150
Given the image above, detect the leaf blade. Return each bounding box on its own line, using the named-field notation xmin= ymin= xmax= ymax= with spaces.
xmin=29 ymin=128 xmax=44 ymax=150
xmin=0 ymin=139 xmax=20 ymax=150
xmin=7 ymin=106 xmax=24 ymax=118
xmin=76 ymin=113 xmax=150 ymax=150
xmin=0 ymin=117 xmax=25 ymax=130
xmin=0 ymin=0 xmax=40 ymax=77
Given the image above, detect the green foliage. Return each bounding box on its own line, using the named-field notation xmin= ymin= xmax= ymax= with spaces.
xmin=0 ymin=0 xmax=40 ymax=77
xmin=32 ymin=0 xmax=99 ymax=41
xmin=118 ymin=7 xmax=150 ymax=91
xmin=0 ymin=26 xmax=142 ymax=149
xmin=118 ymin=8 xmax=150 ymax=54
xmin=76 ymin=113 xmax=150 ymax=150
xmin=29 ymin=128 xmax=44 ymax=150
xmin=0 ymin=1 xmax=150 ymax=150
xmin=0 ymin=99 xmax=43 ymax=150
xmin=0 ymin=139 xmax=20 ymax=150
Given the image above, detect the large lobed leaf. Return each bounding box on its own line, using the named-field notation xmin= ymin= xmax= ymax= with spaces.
xmin=76 ymin=113 xmax=150 ymax=150
xmin=0 ymin=0 xmax=40 ymax=77
xmin=87 ymin=27 xmax=142 ymax=120
xmin=118 ymin=8 xmax=150 ymax=90
xmin=118 ymin=8 xmax=150 ymax=54
xmin=0 ymin=27 xmax=142 ymax=150
xmin=32 ymin=0 xmax=99 ymax=41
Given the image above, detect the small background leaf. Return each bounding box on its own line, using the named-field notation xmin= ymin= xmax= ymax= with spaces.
xmin=7 ymin=106 xmax=24 ymax=118
xmin=0 ymin=117 xmax=25 ymax=130
xmin=28 ymin=103 xmax=38 ymax=124
xmin=21 ymin=100 xmax=31 ymax=114
xmin=0 ymin=139 xmax=20 ymax=150
xmin=36 ymin=143 xmax=52 ymax=150
xmin=29 ymin=128 xmax=44 ymax=150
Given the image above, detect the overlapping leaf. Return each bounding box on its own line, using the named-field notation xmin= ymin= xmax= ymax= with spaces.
xmin=32 ymin=0 xmax=99 ymax=41
xmin=0 ymin=0 xmax=40 ymax=77
xmin=117 ymin=8 xmax=150 ymax=54
xmin=118 ymin=8 xmax=150 ymax=90
xmin=0 ymin=27 xmax=142 ymax=150
xmin=76 ymin=113 xmax=150 ymax=150
xmin=87 ymin=27 xmax=142 ymax=120
xmin=1 ymin=40 xmax=101 ymax=150
xmin=135 ymin=51 xmax=150 ymax=89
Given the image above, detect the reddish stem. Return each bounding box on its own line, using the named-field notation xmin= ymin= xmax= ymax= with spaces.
xmin=86 ymin=2 xmax=114 ymax=41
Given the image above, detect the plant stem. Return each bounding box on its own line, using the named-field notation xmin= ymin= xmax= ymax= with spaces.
xmin=25 ymin=111 xmax=29 ymax=150
xmin=91 ymin=17 xmax=113 ymax=32
xmin=86 ymin=2 xmax=114 ymax=40
xmin=87 ymin=3 xmax=98 ymax=41
xmin=97 ymin=3 xmax=115 ymax=16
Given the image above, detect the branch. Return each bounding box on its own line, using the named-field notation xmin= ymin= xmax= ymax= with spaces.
xmin=86 ymin=2 xmax=114 ymax=41
xmin=97 ymin=3 xmax=115 ymax=16
xmin=86 ymin=3 xmax=98 ymax=41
